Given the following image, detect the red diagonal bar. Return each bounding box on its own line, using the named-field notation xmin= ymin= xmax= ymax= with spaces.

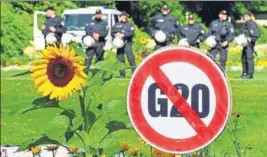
xmin=150 ymin=67 xmax=213 ymax=139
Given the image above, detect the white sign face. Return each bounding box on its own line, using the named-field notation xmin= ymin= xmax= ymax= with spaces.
xmin=141 ymin=62 xmax=216 ymax=139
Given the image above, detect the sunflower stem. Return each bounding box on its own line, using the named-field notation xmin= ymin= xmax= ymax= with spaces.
xmin=79 ymin=91 xmax=88 ymax=156
xmin=79 ymin=91 xmax=88 ymax=130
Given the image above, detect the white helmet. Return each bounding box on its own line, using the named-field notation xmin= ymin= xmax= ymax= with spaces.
xmin=112 ymin=37 xmax=125 ymax=48
xmin=205 ymin=36 xmax=216 ymax=48
xmin=45 ymin=33 xmax=57 ymax=44
xmin=178 ymin=38 xmax=189 ymax=47
xmin=154 ymin=30 xmax=167 ymax=43
xmin=83 ymin=35 xmax=95 ymax=48
xmin=234 ymin=34 xmax=248 ymax=47
xmin=61 ymin=33 xmax=74 ymax=45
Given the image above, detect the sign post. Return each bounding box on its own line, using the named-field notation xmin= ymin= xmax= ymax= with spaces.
xmin=127 ymin=46 xmax=231 ymax=154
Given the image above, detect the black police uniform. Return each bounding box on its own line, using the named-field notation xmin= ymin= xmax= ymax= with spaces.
xmin=148 ymin=13 xmax=179 ymax=50
xmin=42 ymin=16 xmax=66 ymax=44
xmin=84 ymin=17 xmax=108 ymax=68
xmin=112 ymin=21 xmax=136 ymax=78
xmin=208 ymin=19 xmax=235 ymax=70
xmin=240 ymin=20 xmax=261 ymax=78
xmin=179 ymin=23 xmax=206 ymax=48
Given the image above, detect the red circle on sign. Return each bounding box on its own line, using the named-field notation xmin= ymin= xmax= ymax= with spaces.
xmin=127 ymin=47 xmax=231 ymax=154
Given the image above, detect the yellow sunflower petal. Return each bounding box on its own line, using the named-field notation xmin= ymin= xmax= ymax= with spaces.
xmin=43 ymin=81 xmax=54 ymax=96
xmin=34 ymin=75 xmax=48 ymax=87
xmin=31 ymin=69 xmax=47 ymax=78
xmin=30 ymin=64 xmax=47 ymax=72
xmin=50 ymin=88 xmax=60 ymax=100
xmin=31 ymin=59 xmax=49 ymax=65
xmin=68 ymin=48 xmax=75 ymax=60
xmin=37 ymin=80 xmax=53 ymax=94
xmin=73 ymin=56 xmax=85 ymax=64
xmin=42 ymin=49 xmax=56 ymax=59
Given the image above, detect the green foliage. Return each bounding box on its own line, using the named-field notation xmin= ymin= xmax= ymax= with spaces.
xmin=17 ymin=54 xmax=130 ymax=156
xmin=20 ymin=96 xmax=59 ymax=114
xmin=18 ymin=135 xmax=61 ymax=151
xmin=235 ymin=1 xmax=267 ymax=14
xmin=132 ymin=25 xmax=154 ymax=64
xmin=257 ymin=25 xmax=267 ymax=44
xmin=139 ymin=1 xmax=186 ymax=26
xmin=1 ymin=1 xmax=78 ymax=58
xmin=1 ymin=2 xmax=33 ymax=58
xmin=46 ymin=115 xmax=70 ymax=142
xmin=139 ymin=1 xmax=203 ymax=27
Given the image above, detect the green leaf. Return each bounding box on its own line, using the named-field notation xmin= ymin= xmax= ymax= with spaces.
xmin=88 ymin=68 xmax=102 ymax=76
xmin=60 ymin=109 xmax=76 ymax=125
xmin=65 ymin=131 xmax=75 ymax=143
xmin=99 ymin=121 xmax=128 ymax=144
xmin=103 ymin=70 xmax=114 ymax=81
xmin=86 ymin=71 xmax=104 ymax=92
xmin=105 ymin=121 xmax=128 ymax=134
xmin=104 ymin=100 xmax=126 ymax=114
xmin=18 ymin=134 xmax=61 ymax=151
xmin=11 ymin=70 xmax=31 ymax=77
xmin=21 ymin=96 xmax=59 ymax=114
xmin=72 ymin=115 xmax=83 ymax=130
xmin=45 ymin=115 xmax=70 ymax=142
xmin=94 ymin=61 xmax=126 ymax=73
xmin=86 ymin=110 xmax=96 ymax=127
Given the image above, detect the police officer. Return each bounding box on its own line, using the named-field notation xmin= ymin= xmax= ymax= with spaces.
xmin=208 ymin=10 xmax=235 ymax=70
xmin=112 ymin=11 xmax=136 ymax=78
xmin=148 ymin=5 xmax=180 ymax=50
xmin=84 ymin=9 xmax=108 ymax=69
xmin=41 ymin=7 xmax=66 ymax=45
xmin=178 ymin=15 xmax=206 ymax=48
xmin=240 ymin=12 xmax=261 ymax=79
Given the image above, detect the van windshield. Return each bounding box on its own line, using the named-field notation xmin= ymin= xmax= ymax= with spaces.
xmin=64 ymin=14 xmax=108 ymax=31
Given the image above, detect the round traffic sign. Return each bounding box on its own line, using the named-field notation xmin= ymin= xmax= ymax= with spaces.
xmin=127 ymin=46 xmax=231 ymax=154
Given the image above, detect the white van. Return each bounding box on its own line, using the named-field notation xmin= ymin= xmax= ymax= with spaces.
xmin=34 ymin=6 xmax=121 ymax=51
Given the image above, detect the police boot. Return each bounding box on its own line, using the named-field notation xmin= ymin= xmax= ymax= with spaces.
xmin=240 ymin=73 xmax=247 ymax=79
xmin=246 ymin=74 xmax=253 ymax=79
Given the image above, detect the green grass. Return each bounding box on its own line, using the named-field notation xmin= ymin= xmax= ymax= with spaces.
xmin=1 ymin=69 xmax=267 ymax=156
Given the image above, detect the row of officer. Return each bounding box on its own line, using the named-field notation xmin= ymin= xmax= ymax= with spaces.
xmin=148 ymin=7 xmax=235 ymax=71
xmin=148 ymin=6 xmax=260 ymax=79
xmin=42 ymin=6 xmax=260 ymax=79
xmin=83 ymin=10 xmax=136 ymax=78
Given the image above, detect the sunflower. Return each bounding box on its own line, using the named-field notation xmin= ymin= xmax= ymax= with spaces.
xmin=31 ymin=146 xmax=41 ymax=154
xmin=31 ymin=45 xmax=87 ymax=101
xmin=130 ymin=148 xmax=139 ymax=156
xmin=152 ymin=149 xmax=176 ymax=157
xmin=67 ymin=146 xmax=79 ymax=154
xmin=140 ymin=37 xmax=148 ymax=45
xmin=120 ymin=142 xmax=129 ymax=152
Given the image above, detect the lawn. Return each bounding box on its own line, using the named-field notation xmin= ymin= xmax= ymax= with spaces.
xmin=1 ymin=68 xmax=267 ymax=156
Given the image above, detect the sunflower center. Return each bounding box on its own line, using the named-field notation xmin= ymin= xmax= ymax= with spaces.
xmin=47 ymin=57 xmax=75 ymax=87
xmin=53 ymin=63 xmax=67 ymax=78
